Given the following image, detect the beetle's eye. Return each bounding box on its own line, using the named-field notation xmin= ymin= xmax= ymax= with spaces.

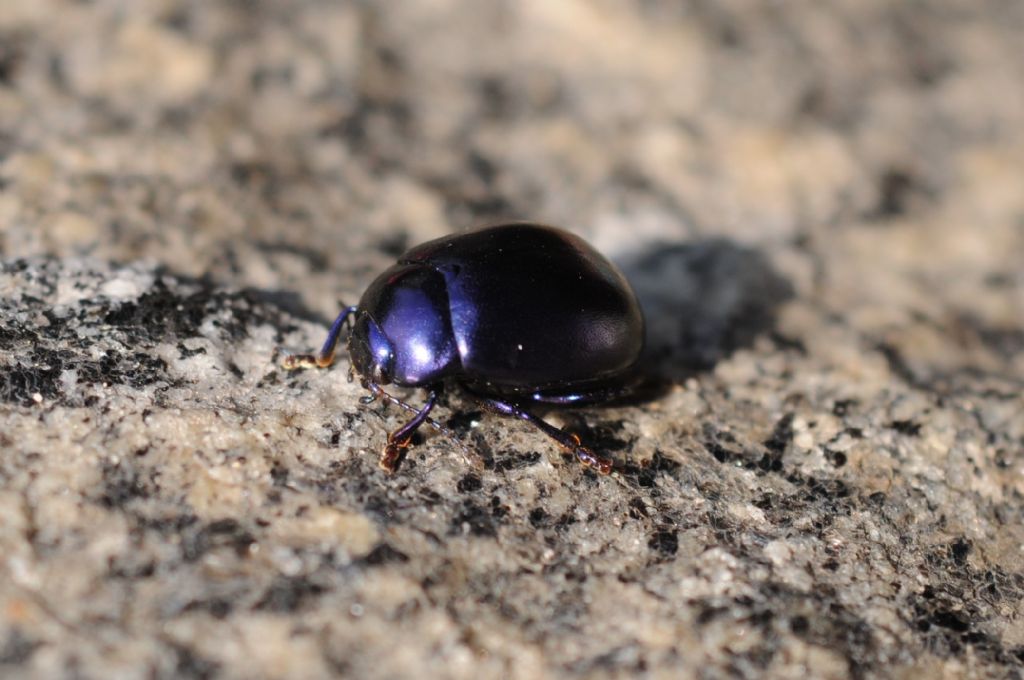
xmin=367 ymin=319 xmax=394 ymax=378
xmin=349 ymin=315 xmax=395 ymax=385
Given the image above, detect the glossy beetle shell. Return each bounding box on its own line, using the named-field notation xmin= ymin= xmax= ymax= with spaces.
xmin=350 ymin=223 xmax=644 ymax=393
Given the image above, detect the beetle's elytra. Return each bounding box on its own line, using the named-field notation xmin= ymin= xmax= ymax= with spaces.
xmin=284 ymin=223 xmax=644 ymax=474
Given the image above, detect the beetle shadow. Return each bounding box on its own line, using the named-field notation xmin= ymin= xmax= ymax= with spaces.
xmin=614 ymin=239 xmax=795 ymax=390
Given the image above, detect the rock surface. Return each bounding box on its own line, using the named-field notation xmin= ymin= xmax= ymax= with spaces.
xmin=1 ymin=1 xmax=1023 ymax=678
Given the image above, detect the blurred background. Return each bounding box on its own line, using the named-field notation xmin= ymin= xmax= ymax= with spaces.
xmin=4 ymin=0 xmax=1019 ymax=383
xmin=2 ymin=0 xmax=1021 ymax=336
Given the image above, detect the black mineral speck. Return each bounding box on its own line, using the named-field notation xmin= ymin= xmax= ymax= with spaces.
xmin=98 ymin=462 xmax=149 ymax=509
xmin=0 ymin=629 xmax=39 ymax=665
xmin=870 ymin=168 xmax=920 ymax=218
xmin=452 ymin=500 xmax=496 ymax=537
xmin=182 ymin=519 xmax=255 ymax=562
xmin=361 ymin=543 xmax=410 ymax=566
xmin=255 ymin=576 xmax=326 ymax=613
xmin=888 ymin=420 xmax=922 ymax=436
xmin=832 ymin=399 xmax=858 ymax=417
xmin=172 ymin=644 xmax=220 ymax=680
xmin=648 ymin=529 xmax=679 ymax=556
xmin=764 ymin=413 xmax=795 ymax=455
xmin=528 ymin=507 xmax=548 ymax=528
xmin=825 ymin=449 xmax=848 ymax=467
xmin=182 ymin=598 xmax=233 ymax=620
xmin=269 ymin=461 xmax=289 ymax=486
xmin=493 ymin=450 xmax=541 ymax=471
xmin=456 ymin=473 xmax=483 ymax=493
xmin=949 ymin=538 xmax=972 ymax=566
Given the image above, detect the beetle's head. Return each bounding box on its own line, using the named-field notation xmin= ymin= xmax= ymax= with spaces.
xmin=348 ymin=313 xmax=395 ymax=385
xmin=347 ymin=264 xmax=460 ymax=387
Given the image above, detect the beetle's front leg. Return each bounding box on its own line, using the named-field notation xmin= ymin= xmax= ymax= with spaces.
xmin=362 ymin=383 xmax=482 ymax=471
xmin=374 ymin=389 xmax=439 ymax=473
xmin=282 ymin=305 xmax=358 ymax=370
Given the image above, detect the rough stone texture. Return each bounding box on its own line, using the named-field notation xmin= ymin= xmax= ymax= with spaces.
xmin=1 ymin=1 xmax=1023 ymax=678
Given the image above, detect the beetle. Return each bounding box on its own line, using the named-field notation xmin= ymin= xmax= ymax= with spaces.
xmin=284 ymin=223 xmax=644 ymax=474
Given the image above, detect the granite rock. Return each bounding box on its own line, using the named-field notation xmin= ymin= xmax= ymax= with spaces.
xmin=1 ymin=1 xmax=1023 ymax=678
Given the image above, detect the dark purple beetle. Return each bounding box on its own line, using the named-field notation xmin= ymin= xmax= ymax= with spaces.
xmin=285 ymin=223 xmax=644 ymax=473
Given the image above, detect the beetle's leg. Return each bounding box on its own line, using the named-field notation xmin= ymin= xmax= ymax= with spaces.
xmin=373 ymin=390 xmax=438 ymax=473
xmin=372 ymin=389 xmax=451 ymax=438
xmin=361 ymin=383 xmax=482 ymax=471
xmin=474 ymin=397 xmax=613 ymax=474
xmin=282 ymin=305 xmax=358 ymax=370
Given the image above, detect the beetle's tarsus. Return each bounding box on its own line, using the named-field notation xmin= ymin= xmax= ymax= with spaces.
xmin=282 ymin=353 xmax=317 ymax=370
xmin=574 ymin=444 xmax=613 ymax=475
xmin=379 ymin=436 xmax=410 ymax=473
xmin=284 ymin=306 xmax=357 ymax=371
xmin=281 ymin=350 xmax=337 ymax=371
xmin=370 ymin=389 xmax=439 ymax=473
